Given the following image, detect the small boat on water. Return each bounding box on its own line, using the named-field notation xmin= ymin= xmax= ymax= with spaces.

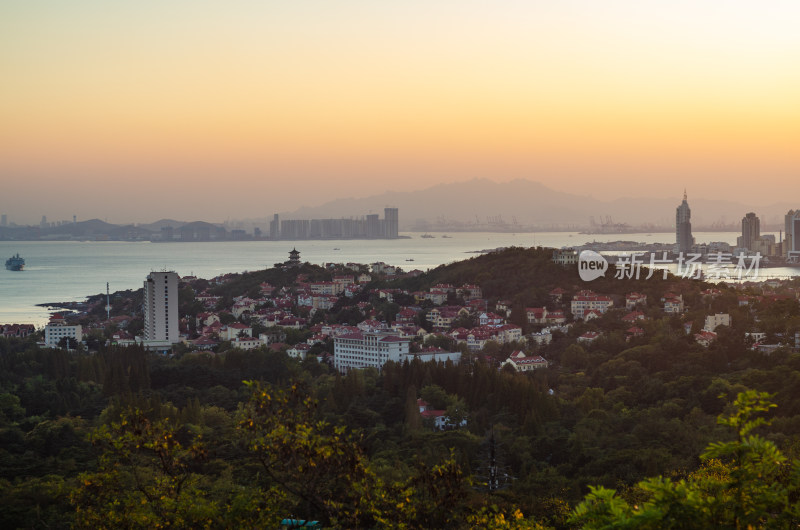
xmin=5 ymin=253 xmax=25 ymax=271
xmin=406 ymin=258 xmax=415 ymax=261
xmin=421 ymin=234 xmax=435 ymax=238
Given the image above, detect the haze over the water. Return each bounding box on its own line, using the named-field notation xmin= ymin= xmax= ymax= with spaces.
xmin=2 ymin=1 xmax=799 ymax=224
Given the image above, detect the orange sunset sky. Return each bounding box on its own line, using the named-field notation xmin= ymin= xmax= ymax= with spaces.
xmin=2 ymin=1 xmax=799 ymax=224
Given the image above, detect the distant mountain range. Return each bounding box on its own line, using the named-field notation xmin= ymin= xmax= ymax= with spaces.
xmin=281 ymin=179 xmax=796 ymax=231
xmin=2 ymin=179 xmax=796 ymax=238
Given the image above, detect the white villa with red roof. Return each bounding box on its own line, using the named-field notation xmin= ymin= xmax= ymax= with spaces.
xmin=287 ymin=343 xmax=312 ymax=360
xmin=578 ymin=331 xmax=602 ymax=343
xmin=625 ymin=327 xmax=645 ymax=341
xmin=417 ymin=399 xmax=466 ymax=430
xmin=663 ymin=293 xmax=684 ymax=313
xmin=501 ymin=351 xmax=549 ymax=372
xmin=546 ymin=310 xmax=567 ymax=324
xmin=571 ymin=290 xmax=613 ymax=320
xmin=231 ymin=336 xmax=262 ymax=350
xmin=396 ymin=307 xmax=418 ymax=323
xmin=526 ymin=307 xmax=548 ymax=325
xmin=427 ymin=306 xmax=468 ymax=329
xmin=695 ymin=330 xmax=718 ymax=347
xmin=456 ymin=284 xmax=483 ymax=301
xmin=223 ymin=322 xmax=252 ymax=341
xmin=583 ymin=309 xmax=603 ymax=321
xmin=495 ymin=300 xmax=512 ymax=317
xmin=549 ymin=288 xmax=567 ymax=302
xmin=625 ymin=292 xmax=647 ymax=310
xmin=622 ymin=311 xmax=646 ymax=323
xmin=479 ymin=312 xmax=505 ymax=326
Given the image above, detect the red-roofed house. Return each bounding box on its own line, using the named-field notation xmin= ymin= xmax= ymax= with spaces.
xmin=191 ymin=336 xmax=218 ymax=351
xmin=456 ymin=284 xmax=482 ymax=301
xmin=571 ymin=291 xmax=613 ymax=319
xmin=583 ymin=309 xmax=603 ymax=321
xmin=625 ymin=292 xmax=647 ymax=310
xmin=526 ymin=307 xmax=548 ymax=324
xmin=495 ymin=300 xmax=512 ymax=317
xmin=479 ymin=312 xmax=505 ymax=326
xmin=625 ymin=327 xmax=645 ymax=341
xmin=663 ymin=293 xmax=684 ymax=313
xmin=232 ymin=336 xmax=262 ymax=350
xmin=287 ymin=343 xmax=312 ymax=360
xmin=417 ymin=399 xmax=466 ymax=430
xmin=622 ymin=311 xmax=646 ymax=323
xmin=578 ymin=331 xmax=601 ymax=343
xmin=549 ymin=288 xmax=567 ymax=302
xmin=695 ymin=330 xmax=717 ymax=347
xmin=396 ymin=307 xmax=417 ymax=323
xmin=546 ymin=310 xmax=567 ymax=324
xmin=501 ymin=350 xmax=549 ymax=372
xmin=223 ymin=322 xmax=252 ymax=341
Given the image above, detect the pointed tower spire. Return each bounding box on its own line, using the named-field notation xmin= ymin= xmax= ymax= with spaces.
xmin=683 ymin=189 xmax=687 ymax=201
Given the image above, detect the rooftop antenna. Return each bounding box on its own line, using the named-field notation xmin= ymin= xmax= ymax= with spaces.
xmin=105 ymin=282 xmax=111 ymax=321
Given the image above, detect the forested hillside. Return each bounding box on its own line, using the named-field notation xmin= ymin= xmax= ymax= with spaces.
xmin=3 ymin=248 xmax=800 ymax=528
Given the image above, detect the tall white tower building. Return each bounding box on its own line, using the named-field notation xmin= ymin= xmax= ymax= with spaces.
xmin=675 ymin=190 xmax=694 ymax=253
xmin=143 ymin=271 xmax=179 ymax=343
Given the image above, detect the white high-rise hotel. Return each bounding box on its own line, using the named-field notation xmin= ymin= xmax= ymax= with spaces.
xmin=143 ymin=271 xmax=179 ymax=343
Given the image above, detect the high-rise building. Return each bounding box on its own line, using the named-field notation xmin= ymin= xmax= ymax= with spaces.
xmin=143 ymin=271 xmax=179 ymax=343
xmin=785 ymin=210 xmax=800 ymax=259
xmin=1 ymin=214 xmax=6 ymax=226
xmin=738 ymin=212 xmax=761 ymax=250
xmin=384 ymin=207 xmax=399 ymax=238
xmin=675 ymin=190 xmax=694 ymax=253
xmin=269 ymin=214 xmax=280 ymax=239
xmin=365 ymin=214 xmax=380 ymax=238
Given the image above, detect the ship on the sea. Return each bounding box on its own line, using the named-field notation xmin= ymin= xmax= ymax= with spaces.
xmin=5 ymin=253 xmax=25 ymax=271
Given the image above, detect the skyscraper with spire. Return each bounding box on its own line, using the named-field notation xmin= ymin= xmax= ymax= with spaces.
xmin=675 ymin=190 xmax=694 ymax=253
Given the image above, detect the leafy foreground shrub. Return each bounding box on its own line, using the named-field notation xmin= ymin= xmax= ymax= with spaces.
xmin=570 ymin=390 xmax=800 ymax=529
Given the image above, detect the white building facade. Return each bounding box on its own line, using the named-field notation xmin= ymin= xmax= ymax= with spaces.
xmin=44 ymin=324 xmax=82 ymax=347
xmin=143 ymin=271 xmax=180 ymax=344
xmin=333 ymin=331 xmax=411 ymax=373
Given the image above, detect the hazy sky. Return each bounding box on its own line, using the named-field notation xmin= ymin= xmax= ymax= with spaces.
xmin=2 ymin=1 xmax=799 ymax=224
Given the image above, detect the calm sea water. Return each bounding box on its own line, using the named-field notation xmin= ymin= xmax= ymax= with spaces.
xmin=1 ymin=231 xmax=794 ymax=326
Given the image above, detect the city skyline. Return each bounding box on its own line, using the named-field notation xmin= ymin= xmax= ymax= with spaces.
xmin=2 ymin=2 xmax=799 ymax=223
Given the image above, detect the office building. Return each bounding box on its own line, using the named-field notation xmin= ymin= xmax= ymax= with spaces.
xmin=786 ymin=210 xmax=800 ymax=260
xmin=269 ymin=214 xmax=280 ymax=239
xmin=143 ymin=271 xmax=179 ymax=343
xmin=738 ymin=212 xmax=760 ymax=251
xmin=384 ymin=207 xmax=399 ymax=238
xmin=675 ymin=190 xmax=694 ymax=253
